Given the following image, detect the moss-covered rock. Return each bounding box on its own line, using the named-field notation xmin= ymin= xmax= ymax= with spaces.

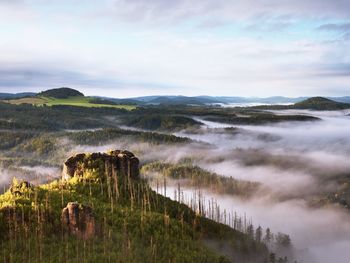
xmin=62 ymin=150 xmax=140 ymax=181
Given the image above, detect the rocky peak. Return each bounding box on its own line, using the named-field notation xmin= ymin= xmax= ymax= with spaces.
xmin=62 ymin=150 xmax=139 ymax=181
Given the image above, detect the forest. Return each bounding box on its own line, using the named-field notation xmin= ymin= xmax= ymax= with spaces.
xmin=1 ymin=91 xmax=350 ymax=262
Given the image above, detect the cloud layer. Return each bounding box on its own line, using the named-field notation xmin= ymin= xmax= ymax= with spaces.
xmin=0 ymin=0 xmax=349 ymax=96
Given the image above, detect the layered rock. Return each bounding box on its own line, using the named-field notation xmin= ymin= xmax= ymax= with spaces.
xmin=61 ymin=202 xmax=95 ymax=239
xmin=62 ymin=150 xmax=139 ymax=181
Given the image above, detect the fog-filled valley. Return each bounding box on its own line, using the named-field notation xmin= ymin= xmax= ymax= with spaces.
xmin=3 ymin=0 xmax=350 ymax=260
xmin=176 ymin=110 xmax=350 ymax=263
xmin=1 ymin=94 xmax=350 ymax=262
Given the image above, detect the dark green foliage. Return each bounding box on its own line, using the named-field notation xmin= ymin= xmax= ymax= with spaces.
xmin=0 ymin=102 xmax=127 ymax=131
xmin=122 ymin=114 xmax=202 ymax=131
xmin=263 ymin=228 xmax=273 ymax=244
xmin=275 ymin=233 xmax=291 ymax=248
xmin=0 ymin=161 xmax=268 ymax=262
xmin=254 ymin=97 xmax=350 ymax=111
xmin=0 ymin=131 xmax=35 ymax=150
xmin=142 ymin=162 xmax=260 ymax=197
xmin=38 ymin=87 xmax=84 ymax=98
xmin=204 ymin=113 xmax=318 ymax=125
xmin=133 ymin=105 xmax=238 ymax=117
xmin=21 ymin=135 xmax=57 ymax=155
xmin=89 ymin=97 xmax=136 ymax=106
xmin=68 ymin=128 xmax=191 ymax=145
xmin=255 ymin=226 xmax=263 ymax=243
xmin=293 ymin=97 xmax=350 ymax=110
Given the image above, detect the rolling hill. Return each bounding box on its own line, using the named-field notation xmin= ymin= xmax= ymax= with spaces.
xmin=0 ymin=92 xmax=36 ymax=99
xmin=2 ymin=88 xmax=136 ymax=110
xmin=38 ymin=87 xmax=84 ymax=98
xmin=254 ymin=97 xmax=350 ymax=111
xmin=293 ymin=97 xmax=350 ymax=110
xmin=2 ymin=88 xmax=350 ymax=109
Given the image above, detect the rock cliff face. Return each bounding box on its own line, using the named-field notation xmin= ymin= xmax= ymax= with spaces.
xmin=59 ymin=150 xmax=139 ymax=239
xmin=62 ymin=150 xmax=139 ymax=181
xmin=61 ymin=202 xmax=95 ymax=239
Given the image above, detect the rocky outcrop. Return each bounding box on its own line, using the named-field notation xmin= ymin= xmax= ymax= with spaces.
xmin=10 ymin=181 xmax=32 ymax=196
xmin=61 ymin=202 xmax=95 ymax=239
xmin=62 ymin=150 xmax=139 ymax=181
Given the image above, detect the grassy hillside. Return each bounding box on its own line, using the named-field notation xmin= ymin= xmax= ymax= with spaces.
xmin=0 ymin=152 xmax=269 ymax=262
xmin=2 ymin=88 xmax=136 ymax=110
xmin=43 ymin=96 xmax=136 ymax=110
xmin=4 ymin=96 xmax=136 ymax=110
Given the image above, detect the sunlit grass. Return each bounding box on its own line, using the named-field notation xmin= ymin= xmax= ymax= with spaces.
xmin=3 ymin=96 xmax=136 ymax=110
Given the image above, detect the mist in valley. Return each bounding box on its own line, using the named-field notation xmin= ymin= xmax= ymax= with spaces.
xmin=61 ymin=108 xmax=350 ymax=262
xmin=172 ymin=109 xmax=350 ymax=263
xmin=2 ymin=108 xmax=350 ymax=262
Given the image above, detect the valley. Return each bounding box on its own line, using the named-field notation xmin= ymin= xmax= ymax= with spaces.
xmin=1 ymin=88 xmax=350 ymax=262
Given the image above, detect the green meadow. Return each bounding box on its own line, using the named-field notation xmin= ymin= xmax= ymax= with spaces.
xmin=4 ymin=96 xmax=136 ymax=110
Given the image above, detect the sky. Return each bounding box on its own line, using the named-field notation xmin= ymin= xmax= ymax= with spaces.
xmin=0 ymin=0 xmax=350 ymax=98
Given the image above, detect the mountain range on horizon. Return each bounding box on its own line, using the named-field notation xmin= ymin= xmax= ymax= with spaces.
xmin=2 ymin=91 xmax=350 ymax=106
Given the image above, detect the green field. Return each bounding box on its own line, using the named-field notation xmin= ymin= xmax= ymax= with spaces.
xmin=3 ymin=96 xmax=136 ymax=110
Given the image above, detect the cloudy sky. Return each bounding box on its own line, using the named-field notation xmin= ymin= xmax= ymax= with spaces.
xmin=0 ymin=0 xmax=350 ymax=97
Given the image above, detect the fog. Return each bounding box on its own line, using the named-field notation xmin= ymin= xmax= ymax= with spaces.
xmin=171 ymin=110 xmax=350 ymax=263
xmin=155 ymin=184 xmax=350 ymax=263
xmin=2 ymin=108 xmax=349 ymax=262
xmin=72 ymin=109 xmax=350 ymax=262
xmin=0 ymin=166 xmax=60 ymax=194
xmin=55 ymin=110 xmax=350 ymax=262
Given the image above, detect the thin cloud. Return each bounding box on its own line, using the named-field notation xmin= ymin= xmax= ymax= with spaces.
xmin=317 ymin=23 xmax=350 ymax=32
xmin=0 ymin=0 xmax=349 ymax=96
xmin=109 ymin=0 xmax=350 ymax=23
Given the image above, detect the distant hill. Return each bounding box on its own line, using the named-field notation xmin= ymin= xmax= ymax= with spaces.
xmin=103 ymin=98 xmax=142 ymax=105
xmin=0 ymin=92 xmax=36 ymax=99
xmin=3 ymin=89 xmax=350 ymax=108
xmin=124 ymin=95 xmax=307 ymax=105
xmin=253 ymin=97 xmax=350 ymax=111
xmin=293 ymin=97 xmax=350 ymax=110
xmin=2 ymin=88 xmax=135 ymax=110
xmin=330 ymin=96 xmax=350 ymax=104
xmin=38 ymin=87 xmax=84 ymax=98
xmin=146 ymin=96 xmax=221 ymax=105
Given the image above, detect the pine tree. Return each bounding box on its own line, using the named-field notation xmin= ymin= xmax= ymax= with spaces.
xmin=275 ymin=233 xmax=291 ymax=248
xmin=255 ymin=226 xmax=262 ymax=243
xmin=264 ymin=228 xmax=272 ymax=244
xmin=247 ymin=224 xmax=254 ymax=240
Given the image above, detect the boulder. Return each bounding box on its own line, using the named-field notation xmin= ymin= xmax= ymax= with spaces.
xmin=61 ymin=202 xmax=95 ymax=239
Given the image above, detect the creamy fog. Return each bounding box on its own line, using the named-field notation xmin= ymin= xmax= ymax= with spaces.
xmin=171 ymin=110 xmax=350 ymax=263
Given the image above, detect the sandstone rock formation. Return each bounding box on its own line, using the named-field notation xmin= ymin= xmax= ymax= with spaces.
xmin=62 ymin=150 xmax=139 ymax=181
xmin=61 ymin=202 xmax=95 ymax=239
xmin=10 ymin=181 xmax=32 ymax=196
